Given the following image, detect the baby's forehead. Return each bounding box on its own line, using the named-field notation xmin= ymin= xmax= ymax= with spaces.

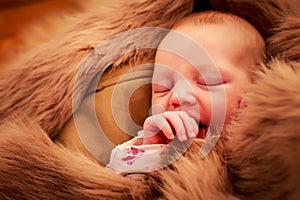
xmin=154 ymin=51 xmax=224 ymax=77
xmin=154 ymin=43 xmax=252 ymax=82
xmin=156 ymin=30 xmax=216 ymax=65
xmin=155 ymin=46 xmax=216 ymax=71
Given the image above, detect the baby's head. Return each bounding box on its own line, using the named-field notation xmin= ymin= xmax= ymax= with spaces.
xmin=151 ymin=11 xmax=265 ymax=137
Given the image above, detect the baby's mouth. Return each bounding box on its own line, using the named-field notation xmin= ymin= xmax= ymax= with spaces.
xmin=197 ymin=122 xmax=208 ymax=139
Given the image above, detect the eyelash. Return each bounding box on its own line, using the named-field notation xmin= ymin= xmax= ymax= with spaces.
xmin=153 ymin=78 xmax=224 ymax=92
xmin=153 ymin=84 xmax=171 ymax=93
xmin=197 ymin=79 xmax=224 ymax=87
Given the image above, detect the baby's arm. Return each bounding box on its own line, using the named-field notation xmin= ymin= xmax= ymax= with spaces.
xmin=142 ymin=111 xmax=198 ymax=144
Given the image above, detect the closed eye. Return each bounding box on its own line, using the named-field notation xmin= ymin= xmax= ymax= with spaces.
xmin=153 ymin=84 xmax=171 ymax=93
xmin=197 ymin=78 xmax=224 ymax=87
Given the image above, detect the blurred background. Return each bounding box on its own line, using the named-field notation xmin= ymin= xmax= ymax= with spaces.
xmin=0 ymin=0 xmax=83 ymax=63
xmin=0 ymin=0 xmax=212 ymax=65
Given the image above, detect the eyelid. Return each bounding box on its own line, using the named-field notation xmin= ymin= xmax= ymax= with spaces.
xmin=197 ymin=77 xmax=224 ymax=86
xmin=153 ymin=81 xmax=172 ymax=92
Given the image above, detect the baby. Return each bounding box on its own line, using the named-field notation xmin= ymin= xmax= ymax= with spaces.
xmin=107 ymin=11 xmax=265 ymax=174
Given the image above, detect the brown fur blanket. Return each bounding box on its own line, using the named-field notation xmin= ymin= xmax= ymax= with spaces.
xmin=0 ymin=0 xmax=300 ymax=199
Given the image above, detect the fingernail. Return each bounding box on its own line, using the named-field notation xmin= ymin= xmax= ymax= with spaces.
xmin=170 ymin=134 xmax=174 ymax=140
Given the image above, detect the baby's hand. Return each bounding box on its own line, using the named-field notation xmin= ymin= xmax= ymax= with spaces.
xmin=142 ymin=111 xmax=198 ymax=144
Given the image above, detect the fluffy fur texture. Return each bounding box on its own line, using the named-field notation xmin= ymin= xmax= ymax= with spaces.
xmin=268 ymin=15 xmax=300 ymax=62
xmin=226 ymin=60 xmax=300 ymax=200
xmin=0 ymin=117 xmax=146 ymax=199
xmin=0 ymin=0 xmax=300 ymax=199
xmin=0 ymin=0 xmax=193 ymax=138
xmin=211 ymin=0 xmax=300 ymax=40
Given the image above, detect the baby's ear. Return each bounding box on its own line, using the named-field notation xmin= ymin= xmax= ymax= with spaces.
xmin=238 ymin=97 xmax=248 ymax=109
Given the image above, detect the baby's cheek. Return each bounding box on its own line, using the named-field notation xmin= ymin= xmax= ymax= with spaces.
xmin=151 ymin=96 xmax=168 ymax=115
xmin=225 ymin=95 xmax=243 ymax=121
xmin=150 ymin=103 xmax=166 ymax=115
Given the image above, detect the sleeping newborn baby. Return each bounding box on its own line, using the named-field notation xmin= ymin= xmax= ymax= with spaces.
xmin=107 ymin=11 xmax=265 ymax=174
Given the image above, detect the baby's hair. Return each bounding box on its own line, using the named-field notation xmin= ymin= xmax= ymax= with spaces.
xmin=173 ymin=11 xmax=264 ymax=47
xmin=175 ymin=10 xmax=245 ymax=26
xmin=173 ymin=11 xmax=266 ymax=77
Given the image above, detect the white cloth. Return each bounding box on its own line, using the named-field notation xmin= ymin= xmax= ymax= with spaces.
xmin=107 ymin=134 xmax=167 ymax=174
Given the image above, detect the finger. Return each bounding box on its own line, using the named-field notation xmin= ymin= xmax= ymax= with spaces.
xmin=180 ymin=112 xmax=198 ymax=139
xmin=142 ymin=131 xmax=170 ymax=144
xmin=143 ymin=116 xmax=162 ymax=138
xmin=143 ymin=115 xmax=174 ymax=141
xmin=165 ymin=111 xmax=187 ymax=142
xmin=160 ymin=117 xmax=175 ymax=140
xmin=191 ymin=118 xmax=199 ymax=137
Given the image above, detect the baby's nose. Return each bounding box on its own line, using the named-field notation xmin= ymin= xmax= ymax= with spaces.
xmin=168 ymin=80 xmax=197 ymax=107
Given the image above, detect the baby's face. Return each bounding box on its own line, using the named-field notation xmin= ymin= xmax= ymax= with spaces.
xmin=151 ymin=23 xmax=252 ymax=137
